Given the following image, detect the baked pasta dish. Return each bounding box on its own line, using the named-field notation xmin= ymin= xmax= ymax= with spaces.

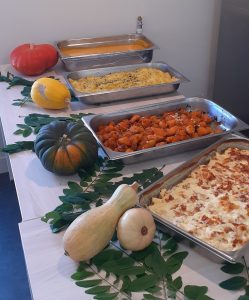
xmin=69 ymin=67 xmax=178 ymax=93
xmin=148 ymin=147 xmax=249 ymax=251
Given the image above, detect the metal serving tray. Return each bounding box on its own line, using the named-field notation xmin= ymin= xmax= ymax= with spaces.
xmin=82 ymin=97 xmax=249 ymax=164
xmin=56 ymin=34 xmax=158 ymax=71
xmin=138 ymin=135 xmax=249 ymax=263
xmin=64 ymin=62 xmax=189 ymax=104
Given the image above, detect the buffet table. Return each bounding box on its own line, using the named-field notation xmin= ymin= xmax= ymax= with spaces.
xmin=0 ymin=64 xmax=247 ymax=300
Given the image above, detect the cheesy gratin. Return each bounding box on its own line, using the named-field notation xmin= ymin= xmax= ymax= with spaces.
xmin=148 ymin=147 xmax=249 ymax=251
xmin=69 ymin=67 xmax=178 ymax=93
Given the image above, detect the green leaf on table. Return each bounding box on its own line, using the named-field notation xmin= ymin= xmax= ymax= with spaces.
xmin=220 ymin=262 xmax=244 ymax=274
xmin=75 ymin=279 xmax=101 ymax=288
xmin=128 ymin=274 xmax=159 ymax=292
xmin=0 ymin=141 xmax=34 ymax=153
xmin=93 ymin=292 xmax=119 ymax=300
xmin=143 ymin=294 xmax=163 ymax=300
xmin=238 ymin=296 xmax=249 ymax=300
xmin=167 ymin=276 xmax=182 ymax=292
xmin=64 ymin=181 xmax=83 ymax=194
xmin=196 ymin=295 xmax=214 ymax=300
xmin=85 ymin=285 xmax=110 ymax=295
xmin=162 ymin=237 xmax=178 ymax=255
xmin=164 ymin=251 xmax=188 ymax=275
xmin=144 ymin=246 xmax=167 ymax=276
xmin=245 ymin=285 xmax=249 ymax=295
xmin=184 ymin=285 xmax=208 ymax=299
xmin=92 ymin=249 xmax=123 ymax=269
xmin=219 ymin=276 xmax=247 ymax=290
xmin=71 ymin=270 xmax=94 ymax=280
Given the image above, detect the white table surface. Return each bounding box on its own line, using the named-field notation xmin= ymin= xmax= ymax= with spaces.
xmin=19 ymin=218 xmax=247 ymax=300
xmin=1 ymin=64 xmax=248 ymax=300
xmin=0 ymin=63 xmax=184 ymax=222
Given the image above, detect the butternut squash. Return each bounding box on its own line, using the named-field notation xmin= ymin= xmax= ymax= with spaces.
xmin=63 ymin=182 xmax=139 ymax=261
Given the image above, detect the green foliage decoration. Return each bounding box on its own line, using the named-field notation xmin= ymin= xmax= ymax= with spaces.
xmin=219 ymin=257 xmax=249 ymax=300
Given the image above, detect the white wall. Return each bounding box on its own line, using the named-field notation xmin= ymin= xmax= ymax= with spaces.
xmin=1 ymin=0 xmax=221 ymax=97
xmin=0 ymin=0 xmax=221 ymax=174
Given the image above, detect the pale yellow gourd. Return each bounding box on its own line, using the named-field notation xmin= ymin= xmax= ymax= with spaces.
xmin=117 ymin=207 xmax=156 ymax=251
xmin=31 ymin=77 xmax=71 ymax=109
xmin=63 ymin=183 xmax=139 ymax=261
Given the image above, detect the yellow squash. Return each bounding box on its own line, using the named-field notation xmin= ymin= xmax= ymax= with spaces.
xmin=31 ymin=77 xmax=71 ymax=109
xmin=63 ymin=183 xmax=139 ymax=261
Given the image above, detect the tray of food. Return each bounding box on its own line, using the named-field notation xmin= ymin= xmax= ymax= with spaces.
xmin=82 ymin=97 xmax=249 ymax=164
xmin=138 ymin=135 xmax=249 ymax=263
xmin=64 ymin=62 xmax=189 ymax=104
xmin=56 ymin=34 xmax=158 ymax=71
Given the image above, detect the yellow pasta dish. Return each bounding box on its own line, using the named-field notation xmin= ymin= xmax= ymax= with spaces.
xmin=69 ymin=68 xmax=178 ymax=93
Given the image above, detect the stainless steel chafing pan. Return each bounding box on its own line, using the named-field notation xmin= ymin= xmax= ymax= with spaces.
xmin=63 ymin=61 xmax=189 ymax=104
xmin=82 ymin=97 xmax=249 ymax=164
xmin=138 ymin=135 xmax=249 ymax=263
xmin=56 ymin=34 xmax=158 ymax=71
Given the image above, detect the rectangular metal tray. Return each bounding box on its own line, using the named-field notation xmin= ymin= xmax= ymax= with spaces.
xmin=82 ymin=97 xmax=249 ymax=164
xmin=64 ymin=61 xmax=189 ymax=104
xmin=56 ymin=34 xmax=158 ymax=71
xmin=138 ymin=135 xmax=249 ymax=263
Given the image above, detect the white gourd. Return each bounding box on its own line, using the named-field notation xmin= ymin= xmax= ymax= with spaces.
xmin=117 ymin=207 xmax=156 ymax=251
xmin=63 ymin=183 xmax=139 ymax=261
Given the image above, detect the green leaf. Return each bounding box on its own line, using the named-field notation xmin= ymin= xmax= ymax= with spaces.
xmin=238 ymin=296 xmax=249 ymax=300
xmin=220 ymin=262 xmax=244 ymax=274
xmin=71 ymin=270 xmax=94 ymax=280
xmin=101 ymin=257 xmax=135 ymax=274
xmin=13 ymin=129 xmax=24 ymax=135
xmin=121 ymin=276 xmax=131 ymax=292
xmin=144 ymin=247 xmax=166 ymax=277
xmin=162 ymin=238 xmax=178 ymax=255
xmin=219 ymin=276 xmax=247 ymax=291
xmin=161 ymin=232 xmax=171 ymax=241
xmin=196 ymin=295 xmax=214 ymax=300
xmin=85 ymin=286 xmax=110 ymax=295
xmin=130 ymin=243 xmax=157 ymax=261
xmin=128 ymin=274 xmax=159 ymax=292
xmin=75 ymin=279 xmax=101 ymax=287
xmin=0 ymin=141 xmax=34 ymax=153
xmin=145 ymin=285 xmax=161 ymax=293
xmin=92 ymin=249 xmax=123 ymax=268
xmin=93 ymin=292 xmax=119 ymax=299
xmin=167 ymin=276 xmax=182 ymax=292
xmin=164 ymin=251 xmax=188 ymax=275
xmin=184 ymin=285 xmax=208 ymax=299
xmin=143 ymin=294 xmax=163 ymax=300
xmin=22 ymin=127 xmax=33 ymax=137
xmin=245 ymin=285 xmax=249 ymax=295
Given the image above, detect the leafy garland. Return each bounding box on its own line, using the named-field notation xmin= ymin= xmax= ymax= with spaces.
xmin=69 ymin=233 xmax=213 ymax=300
xmin=219 ymin=258 xmax=249 ymax=300
xmin=0 ymin=71 xmax=78 ymax=106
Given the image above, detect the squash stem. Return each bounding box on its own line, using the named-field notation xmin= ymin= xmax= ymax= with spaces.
xmin=130 ymin=181 xmax=139 ymax=192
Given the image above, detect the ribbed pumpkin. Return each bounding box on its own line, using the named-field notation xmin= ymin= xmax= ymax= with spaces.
xmin=34 ymin=121 xmax=98 ymax=175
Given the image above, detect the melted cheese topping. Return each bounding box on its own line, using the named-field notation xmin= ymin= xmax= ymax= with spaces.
xmin=148 ymin=147 xmax=249 ymax=251
xmin=69 ymin=68 xmax=177 ymax=93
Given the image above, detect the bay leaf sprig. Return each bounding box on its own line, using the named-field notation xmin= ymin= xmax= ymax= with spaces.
xmin=70 ymin=232 xmax=212 ymax=300
xmin=0 ymin=141 xmax=34 ymax=154
xmin=42 ymin=159 xmax=164 ymax=233
xmin=219 ymin=257 xmax=249 ymax=300
xmin=0 ymin=71 xmax=34 ymax=88
xmin=13 ymin=112 xmax=94 ymax=137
